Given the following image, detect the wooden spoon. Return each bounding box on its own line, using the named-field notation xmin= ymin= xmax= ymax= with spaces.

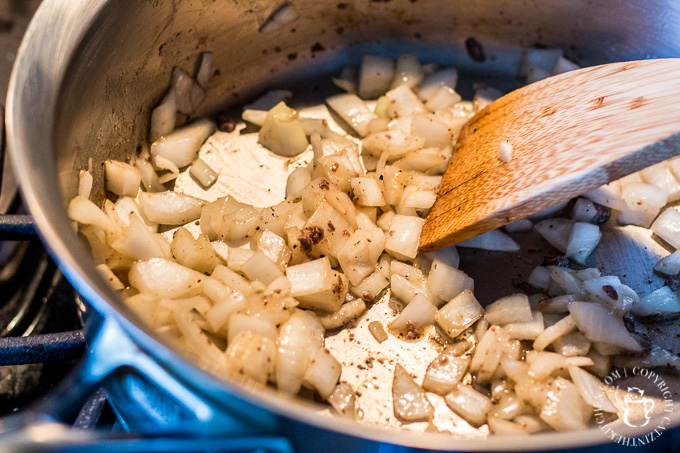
xmin=420 ymin=58 xmax=680 ymax=252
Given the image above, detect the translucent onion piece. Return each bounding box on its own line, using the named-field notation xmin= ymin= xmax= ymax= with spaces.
xmin=128 ymin=258 xmax=204 ymax=298
xmin=568 ymin=302 xmax=643 ymax=352
xmin=390 ymin=293 xmax=438 ymax=331
xmin=434 ymin=290 xmax=484 ymax=338
xmin=151 ymin=118 xmax=215 ymax=168
xmin=485 ymin=293 xmax=532 ymax=325
xmin=654 ymin=250 xmax=680 ymax=276
xmin=259 ymin=102 xmax=309 ymax=157
xmin=138 ymin=191 xmax=206 ymax=225
xmin=358 ymin=55 xmax=394 ymax=100
xmin=392 ymin=363 xmax=433 ymax=422
xmin=651 ymin=207 xmax=680 ymax=249
xmin=384 ymin=214 xmax=424 ymax=260
xmin=225 ymin=330 xmax=275 ymax=384
xmin=326 ymin=93 xmax=378 ymax=137
xmin=195 ymin=52 xmax=213 ymax=89
xmin=304 ymin=348 xmax=342 ymax=400
xmin=456 ymin=229 xmax=520 ymax=252
xmin=136 ymin=158 xmax=165 ymax=192
xmin=567 ymin=365 xmax=617 ymax=413
xmin=190 ymin=158 xmax=218 ymax=188
xmin=391 ymin=54 xmax=424 ymax=90
xmin=329 ymin=383 xmax=356 ymax=419
xmin=105 ymin=160 xmax=141 ymax=198
xmin=534 ymin=218 xmax=574 ymax=253
xmin=539 ymin=377 xmax=592 ymax=432
xmin=445 ymin=385 xmax=491 ymax=427
xmin=422 ymin=349 xmax=469 ymax=395
xmin=417 ymin=68 xmax=458 ymax=101
xmin=78 ymin=169 xmax=93 ymax=199
xmin=632 ymin=286 xmax=680 ymax=316
xmin=149 ymin=89 xmax=177 ymax=142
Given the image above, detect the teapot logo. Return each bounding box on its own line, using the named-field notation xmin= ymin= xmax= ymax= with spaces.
xmin=614 ymin=386 xmax=655 ymax=428
xmin=595 ymin=367 xmax=674 ymax=447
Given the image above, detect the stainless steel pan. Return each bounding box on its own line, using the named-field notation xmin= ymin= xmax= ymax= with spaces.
xmin=6 ymin=0 xmax=680 ymax=450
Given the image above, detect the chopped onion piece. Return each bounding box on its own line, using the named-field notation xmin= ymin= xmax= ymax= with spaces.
xmin=329 ymin=383 xmax=356 ymax=419
xmin=227 ymin=314 xmax=278 ymax=343
xmin=190 ymin=158 xmax=218 ymax=188
xmin=504 ymin=310 xmax=545 ymax=340
xmin=392 ymin=363 xmax=433 ymax=421
xmin=391 ymin=293 xmax=438 ymax=331
xmin=129 ymin=258 xmax=204 ymax=298
xmin=654 ymin=251 xmax=680 ymax=276
xmin=410 ymin=114 xmax=452 ymax=149
xmin=568 ymin=302 xmax=643 ymax=352
xmin=242 ymin=250 xmax=284 ymax=285
xmin=425 ymin=86 xmax=461 ymax=112
xmin=539 ymin=377 xmax=592 ymax=432
xmin=358 ymin=55 xmax=394 ymax=99
xmin=136 ymin=158 xmax=165 ymax=192
xmin=225 ymin=330 xmax=275 ymax=384
xmin=105 ymin=160 xmax=141 ymax=198
xmin=151 ymin=118 xmax=215 ymax=168
xmin=445 ymin=384 xmax=491 ymax=426
xmin=96 ymin=263 xmax=124 ymax=290
xmin=391 ymin=54 xmax=424 ymax=90
xmin=533 ymin=314 xmax=576 ymax=351
xmin=149 ymin=90 xmax=177 ymax=142
xmin=566 ymin=222 xmax=600 ymax=264
xmin=423 ymin=349 xmax=469 ymax=395
xmin=534 ymin=218 xmax=574 ymax=253
xmin=259 ymin=102 xmax=309 ymax=157
xmin=276 ymin=310 xmax=322 ymax=395
xmin=498 ymin=140 xmax=513 ymax=163
xmin=385 ymin=214 xmax=424 ymax=261
xmin=287 ymin=258 xmax=348 ymax=312
xmin=435 ymin=290 xmax=484 ymax=338
xmin=368 ymin=321 xmax=388 ymax=343
xmin=456 ymin=229 xmax=520 ymax=252
xmin=427 ymin=259 xmax=473 ymax=302
xmin=585 ymin=182 xmax=626 ymax=211
xmin=552 ymin=56 xmax=580 ymax=75
xmin=567 ymin=365 xmax=617 ymax=413
xmin=385 ymin=85 xmax=427 ymax=118
xmin=68 ymin=196 xmax=112 ymax=231
xmin=639 ymin=161 xmax=680 ymax=202
xmin=582 ymin=276 xmax=637 ymax=314
xmin=171 ymin=67 xmax=197 ymax=115
xmin=205 ymin=289 xmax=247 ymax=331
xmin=242 ymin=109 xmax=267 ymax=126
xmin=138 ymin=191 xmax=206 ymax=225
xmin=528 ymin=266 xmax=552 ymax=292
xmin=304 ymin=348 xmax=342 ymax=400
xmin=417 ymin=68 xmax=458 ymax=101
xmin=318 ymin=298 xmax=366 ymax=330
xmin=171 ymin=228 xmax=219 ymax=273
xmin=503 ymin=218 xmax=533 ymax=233
xmin=632 ymin=286 xmax=680 ymax=316
xmin=195 ymin=52 xmax=213 ymax=89
xmin=78 ymin=169 xmax=93 ymax=199
xmin=651 ymin=207 xmax=680 ymax=249
xmin=351 ymin=177 xmax=385 ymax=207
xmin=424 ymin=246 xmax=459 ymax=269
xmin=326 ymin=93 xmax=378 ymax=137
xmin=485 ymin=294 xmax=532 ymax=325
xmin=362 ymin=130 xmax=425 ymax=159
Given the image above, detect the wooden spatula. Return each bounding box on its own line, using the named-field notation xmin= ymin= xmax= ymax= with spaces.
xmin=420 ymin=58 xmax=680 ymax=252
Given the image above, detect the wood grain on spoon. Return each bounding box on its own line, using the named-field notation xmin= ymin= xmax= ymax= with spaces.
xmin=420 ymin=59 xmax=680 ymax=252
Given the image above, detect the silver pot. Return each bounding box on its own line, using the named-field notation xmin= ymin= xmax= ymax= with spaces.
xmin=6 ymin=0 xmax=680 ymax=450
